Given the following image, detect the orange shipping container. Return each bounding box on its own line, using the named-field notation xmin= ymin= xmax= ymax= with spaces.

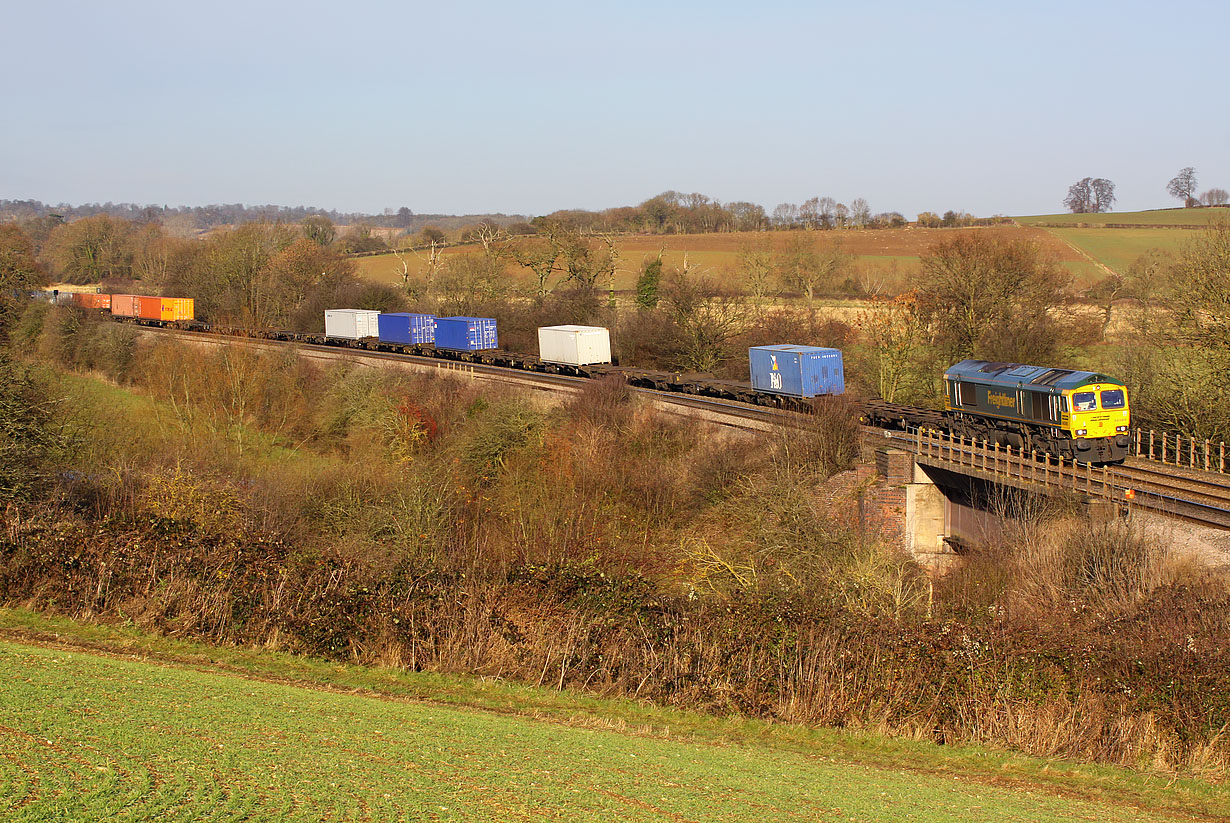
xmin=135 ymin=296 xmax=195 ymax=322
xmin=71 ymin=293 xmax=112 ymax=310
xmin=111 ymin=294 xmax=139 ymax=317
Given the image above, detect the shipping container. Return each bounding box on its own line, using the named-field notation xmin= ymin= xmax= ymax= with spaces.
xmin=325 ymin=309 xmax=381 ymax=340
xmin=537 ymin=325 xmax=611 ymax=366
xmin=71 ymin=293 xmax=112 ymax=311
xmin=110 ymin=294 xmax=140 ymax=317
xmin=435 ymin=316 xmax=498 ymax=351
xmin=136 ymin=296 xmax=194 ymax=322
xmin=749 ymin=345 xmax=845 ymax=398
xmin=377 ymin=312 xmax=436 ymax=345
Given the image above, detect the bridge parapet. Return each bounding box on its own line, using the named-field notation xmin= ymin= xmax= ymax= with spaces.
xmin=913 ymin=428 xmax=1120 ymax=503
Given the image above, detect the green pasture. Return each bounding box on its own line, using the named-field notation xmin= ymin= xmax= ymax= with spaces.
xmin=1 ymin=611 xmax=1225 ymax=822
xmin=1043 ymin=227 xmax=1199 ymax=277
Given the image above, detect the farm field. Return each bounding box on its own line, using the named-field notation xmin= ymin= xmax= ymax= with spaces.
xmin=1042 ymin=227 xmax=1200 ymax=276
xmin=353 ymin=225 xmax=1088 ymax=294
xmin=1015 ymin=207 xmax=1230 ymax=227
xmin=1 ymin=612 xmax=1225 ymax=823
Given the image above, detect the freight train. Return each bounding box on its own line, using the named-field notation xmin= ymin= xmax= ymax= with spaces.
xmin=54 ymin=291 xmax=1131 ymax=464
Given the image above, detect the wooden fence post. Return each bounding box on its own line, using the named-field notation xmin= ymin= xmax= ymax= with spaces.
xmin=1149 ymin=430 xmax=1155 ymax=460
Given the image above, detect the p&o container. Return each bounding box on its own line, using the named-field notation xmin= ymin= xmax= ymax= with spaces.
xmin=537 ymin=325 xmax=611 ymax=366
xmin=749 ymin=345 xmax=844 ymax=398
xmin=378 ymin=312 xmax=436 ymax=345
xmin=435 ymin=316 xmax=498 ymax=351
xmin=136 ymin=296 xmax=195 ymax=322
xmin=325 ymin=309 xmax=381 ymax=340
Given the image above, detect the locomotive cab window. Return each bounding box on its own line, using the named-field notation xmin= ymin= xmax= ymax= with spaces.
xmin=1073 ymin=391 xmax=1097 ymax=412
xmin=959 ymin=382 xmax=977 ymax=406
xmin=1100 ymin=389 xmax=1125 ymax=409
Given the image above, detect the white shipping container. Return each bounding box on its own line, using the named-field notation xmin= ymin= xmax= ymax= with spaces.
xmin=325 ymin=309 xmax=381 ymax=340
xmin=538 ymin=325 xmax=612 ymax=366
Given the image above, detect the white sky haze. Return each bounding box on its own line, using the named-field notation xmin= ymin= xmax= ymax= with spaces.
xmin=2 ymin=0 xmax=1227 ymax=219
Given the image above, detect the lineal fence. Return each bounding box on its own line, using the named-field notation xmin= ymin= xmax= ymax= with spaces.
xmin=1132 ymin=429 xmax=1226 ymax=474
xmin=914 ymin=429 xmax=1121 ymax=501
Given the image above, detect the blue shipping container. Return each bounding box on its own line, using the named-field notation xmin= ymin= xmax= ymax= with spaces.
xmin=435 ymin=316 xmax=499 ymax=351
xmin=749 ymin=345 xmax=845 ymax=398
xmin=378 ymin=312 xmax=437 ymax=345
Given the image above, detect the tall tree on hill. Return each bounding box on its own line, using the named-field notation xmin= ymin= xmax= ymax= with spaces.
xmin=1167 ymin=167 xmax=1199 ymax=207
xmin=1063 ymin=177 xmax=1116 ymax=213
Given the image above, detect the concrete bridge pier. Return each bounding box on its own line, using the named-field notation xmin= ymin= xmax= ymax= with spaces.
xmin=874 ymin=447 xmax=1118 ymax=574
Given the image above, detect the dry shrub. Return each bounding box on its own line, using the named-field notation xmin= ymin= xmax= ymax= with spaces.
xmin=771 ymin=395 xmax=861 ymax=480
xmin=562 ymin=374 xmax=634 ymax=430
xmin=10 ymin=321 xmax=1230 ymax=779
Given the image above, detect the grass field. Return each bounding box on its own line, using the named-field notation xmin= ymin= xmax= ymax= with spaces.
xmin=1043 ymin=227 xmax=1200 ymax=276
xmin=1 ymin=610 xmax=1226 ymax=822
xmin=1015 ymin=207 xmax=1230 ymax=227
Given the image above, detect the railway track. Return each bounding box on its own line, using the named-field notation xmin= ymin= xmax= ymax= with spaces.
xmin=141 ymin=326 xmax=1230 ymax=531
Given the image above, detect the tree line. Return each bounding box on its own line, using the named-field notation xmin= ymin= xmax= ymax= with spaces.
xmin=4 ymin=204 xmax=1227 ymax=439
xmin=533 ymin=190 xmax=1005 ymax=235
xmin=0 ymin=199 xmax=527 ymax=235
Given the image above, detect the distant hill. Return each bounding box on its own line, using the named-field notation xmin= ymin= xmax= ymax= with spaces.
xmin=1015 ymin=206 xmax=1229 ymax=228
xmin=0 ymin=198 xmax=528 ymax=234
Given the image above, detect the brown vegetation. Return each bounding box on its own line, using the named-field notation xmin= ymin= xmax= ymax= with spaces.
xmin=2 ymin=306 xmax=1228 ymax=778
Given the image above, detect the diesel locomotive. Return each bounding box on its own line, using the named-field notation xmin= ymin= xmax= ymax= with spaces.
xmin=942 ymin=359 xmax=1131 ymax=464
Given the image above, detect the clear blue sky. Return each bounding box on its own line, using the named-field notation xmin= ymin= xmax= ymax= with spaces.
xmin=2 ymin=0 xmax=1227 ymax=219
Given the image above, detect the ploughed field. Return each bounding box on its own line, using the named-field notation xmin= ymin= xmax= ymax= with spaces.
xmin=353 ymin=225 xmax=1089 ymax=293
xmin=355 ymin=213 xmax=1215 ymax=294
xmin=1 ymin=627 xmax=1218 ymax=823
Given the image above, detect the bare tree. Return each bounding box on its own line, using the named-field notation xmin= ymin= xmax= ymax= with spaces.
xmin=776 ymin=236 xmax=849 ymax=301
xmin=798 ymin=197 xmax=820 ymax=229
xmin=661 ymin=271 xmax=752 ymax=373
xmin=858 ymin=292 xmax=928 ymax=402
xmin=916 ymin=233 xmax=1070 ymax=364
xmin=772 ymin=202 xmax=799 ymax=229
xmin=832 ymin=202 xmax=849 ymax=228
xmin=817 ymin=197 xmax=836 ymax=229
xmin=301 ymin=215 xmax=335 ymax=246
xmin=1201 ymin=188 xmax=1229 ymax=206
xmin=1167 ymin=167 xmax=1198 ymax=206
xmin=737 ymin=238 xmax=776 ymax=312
xmin=1064 ymin=177 xmax=1116 ymax=213
xmin=849 ymin=198 xmax=871 ymax=228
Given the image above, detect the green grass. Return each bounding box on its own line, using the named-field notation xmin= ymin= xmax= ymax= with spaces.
xmin=1015 ymin=207 xmax=1230 ymax=227
xmin=1043 ymin=227 xmax=1201 ymax=276
xmin=1 ymin=609 xmax=1225 ymax=822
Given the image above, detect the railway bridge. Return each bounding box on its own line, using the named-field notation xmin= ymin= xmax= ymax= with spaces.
xmin=874 ymin=428 xmax=1230 ymax=568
